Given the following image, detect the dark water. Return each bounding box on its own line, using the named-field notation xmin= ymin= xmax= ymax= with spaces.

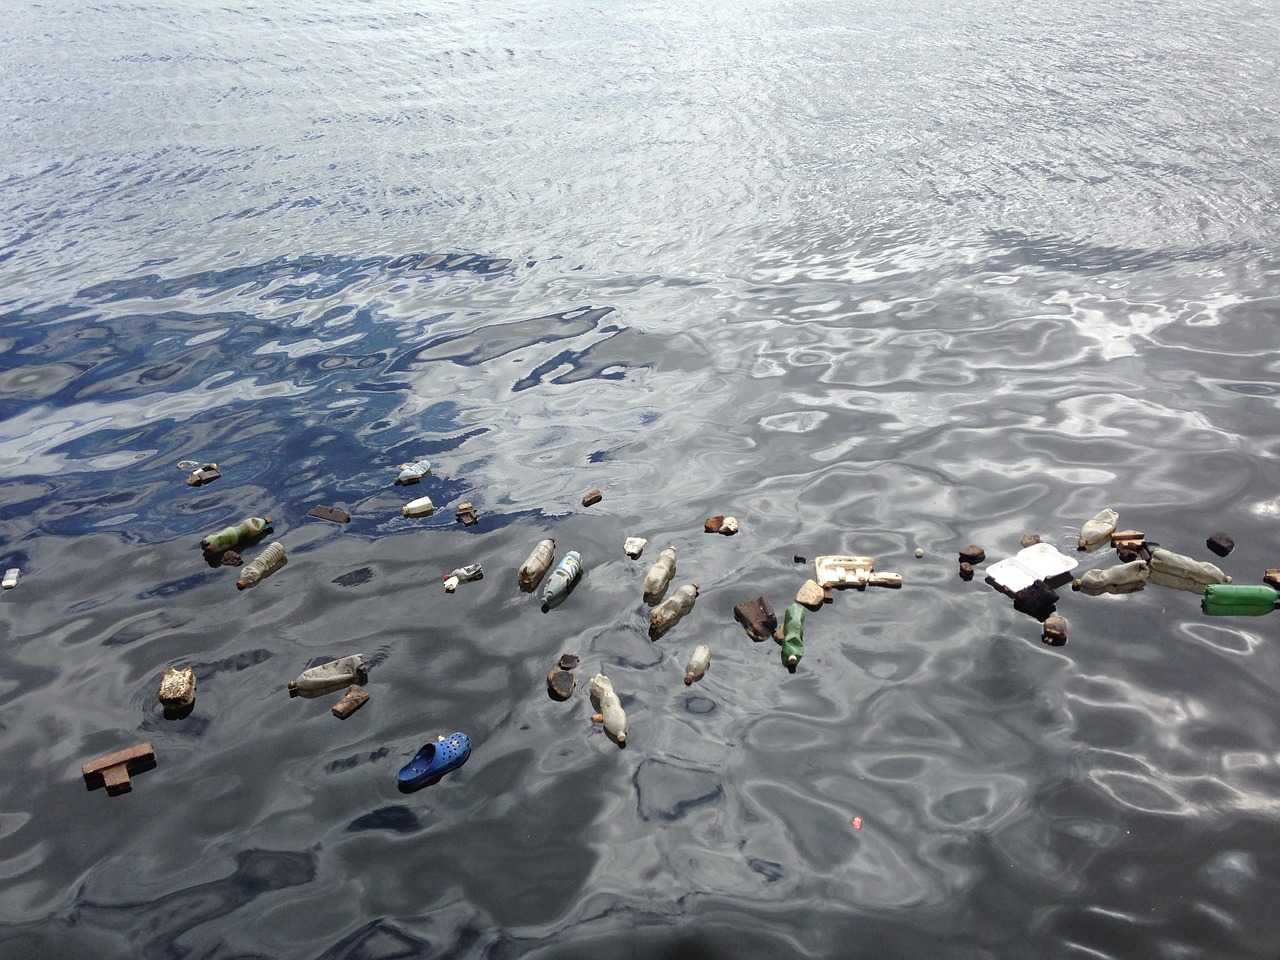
xmin=4 ymin=1 xmax=1280 ymax=957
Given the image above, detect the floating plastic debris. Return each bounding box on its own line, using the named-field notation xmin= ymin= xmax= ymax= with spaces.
xmin=643 ymin=546 xmax=677 ymax=604
xmin=236 ymin=543 xmax=286 ymax=590
xmin=308 ymin=505 xmax=350 ymax=523
xmin=1078 ymin=508 xmax=1119 ymax=551
xmin=986 ymin=542 xmax=1078 ymax=593
xmin=684 ymin=645 xmax=711 ymax=685
xmin=518 ymin=539 xmax=555 ymax=592
xmin=624 ymin=537 xmax=647 ymax=559
xmin=588 ymin=674 xmax=627 ymax=745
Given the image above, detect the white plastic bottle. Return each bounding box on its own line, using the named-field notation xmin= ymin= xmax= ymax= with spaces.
xmin=1075 ymin=560 xmax=1149 ymax=596
xmin=589 ymin=673 xmax=627 ymax=744
xmin=288 ymin=654 xmax=366 ymax=692
xmin=1148 ymin=548 xmax=1230 ymax=592
xmin=643 ymin=546 xmax=677 ymax=603
xmin=1078 ymin=508 xmax=1119 ymax=550
xmin=684 ymin=645 xmax=711 ymax=685
xmin=402 ymin=496 xmax=435 ymax=518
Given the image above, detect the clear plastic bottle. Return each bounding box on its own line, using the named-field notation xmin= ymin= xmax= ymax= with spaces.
xmin=541 ymin=551 xmax=583 ymax=609
xmin=684 ymin=645 xmax=711 ymax=685
xmin=201 ymin=516 xmax=271 ymax=553
xmin=781 ymin=602 xmax=805 ymax=667
xmin=444 ymin=563 xmax=483 ymax=592
xmin=649 ymin=583 xmax=699 ymax=640
xmin=643 ymin=546 xmax=677 ymax=604
xmin=288 ymin=654 xmax=366 ymax=692
xmin=236 ymin=543 xmax=287 ymax=590
xmin=394 ymin=460 xmax=431 ymax=485
xmin=588 ymin=673 xmax=627 ymax=745
xmin=518 ymin=539 xmax=556 ymax=591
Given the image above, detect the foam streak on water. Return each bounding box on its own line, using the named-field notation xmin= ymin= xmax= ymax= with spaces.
xmin=3 ymin=0 xmax=1280 ymax=957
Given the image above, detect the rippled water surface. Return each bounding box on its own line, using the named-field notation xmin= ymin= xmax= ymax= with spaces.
xmin=4 ymin=1 xmax=1280 ymax=957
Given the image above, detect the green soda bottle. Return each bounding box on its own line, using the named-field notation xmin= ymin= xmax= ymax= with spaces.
xmin=781 ymin=602 xmax=805 ymax=667
xmin=1202 ymin=583 xmax=1279 ymax=616
xmin=201 ymin=516 xmax=270 ymax=553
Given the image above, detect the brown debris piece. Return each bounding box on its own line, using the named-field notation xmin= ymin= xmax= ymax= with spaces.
xmin=308 ymin=505 xmax=351 ymax=524
xmin=704 ymin=516 xmax=725 ymax=533
xmin=1116 ymin=547 xmax=1141 ymax=563
xmin=455 ymin=503 xmax=478 ymax=526
xmin=823 ymin=586 xmax=834 ymax=604
xmin=793 ymin=555 xmax=806 ymax=564
xmin=331 ymin=685 xmax=369 ymax=719
xmin=959 ymin=561 xmax=974 ymax=581
xmin=220 ymin=550 xmax=243 ymax=566
xmin=82 ymin=742 xmax=156 ymax=795
xmin=1042 ymin=615 xmax=1068 ymax=647
xmin=1264 ymin=569 xmax=1280 ymax=590
xmin=558 ymin=653 xmax=580 ymax=670
xmin=185 ymin=464 xmax=221 ymax=487
xmin=590 ymin=712 xmax=604 ymax=724
xmin=734 ymin=596 xmax=778 ymax=642
xmin=158 ymin=667 xmax=196 ymax=709
xmin=547 ymin=669 xmax=576 ymax=701
xmin=1020 ymin=534 xmax=1042 ymax=549
xmin=1206 ymin=532 xmax=1234 ymax=558
xmin=796 ymin=579 xmax=824 ymax=609
xmin=958 ymin=545 xmax=986 ymax=564
xmin=581 ymin=489 xmax=603 ymax=507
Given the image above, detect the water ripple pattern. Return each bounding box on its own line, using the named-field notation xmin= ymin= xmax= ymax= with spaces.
xmin=3 ymin=0 xmax=1280 ymax=958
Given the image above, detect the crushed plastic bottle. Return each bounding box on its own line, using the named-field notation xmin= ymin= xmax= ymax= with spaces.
xmin=588 ymin=673 xmax=627 ymax=745
xmin=1078 ymin=508 xmax=1119 ymax=551
xmin=236 ymin=543 xmax=287 ymax=590
xmin=201 ymin=516 xmax=271 ymax=553
xmin=402 ymin=496 xmax=435 ymax=518
xmin=649 ymin=583 xmax=699 ymax=640
xmin=288 ymin=654 xmax=366 ymax=692
xmin=684 ymin=645 xmax=711 ymax=685
xmin=394 ymin=460 xmax=431 ymax=485
xmin=2 ymin=568 xmax=18 ymax=590
xmin=1148 ymin=548 xmax=1229 ymax=592
xmin=781 ymin=602 xmax=805 ymax=668
xmin=444 ymin=563 xmax=483 ymax=593
xmin=541 ymin=550 xmax=583 ymax=610
xmin=518 ymin=539 xmax=556 ymax=592
xmin=642 ymin=546 xmax=677 ymax=604
xmin=1074 ymin=560 xmax=1149 ymax=596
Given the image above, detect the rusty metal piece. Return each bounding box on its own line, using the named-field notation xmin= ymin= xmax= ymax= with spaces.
xmin=308 ymin=505 xmax=350 ymax=524
xmin=82 ymin=742 xmax=155 ymax=795
xmin=558 ymin=653 xmax=580 ymax=670
xmin=547 ymin=669 xmax=576 ymax=701
xmin=331 ymin=685 xmax=369 ymax=719
xmin=186 ymin=463 xmax=221 ymax=486
xmin=581 ymin=489 xmax=602 ymax=507
xmin=704 ymin=516 xmax=725 ymax=533
xmin=158 ymin=667 xmax=196 ymax=709
xmin=455 ymin=503 xmax=478 ymax=526
xmin=733 ymin=596 xmax=777 ymax=642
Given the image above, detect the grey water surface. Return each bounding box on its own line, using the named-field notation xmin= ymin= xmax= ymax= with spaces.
xmin=3 ymin=0 xmax=1280 ymax=957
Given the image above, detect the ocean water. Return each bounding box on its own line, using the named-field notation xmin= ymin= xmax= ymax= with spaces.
xmin=3 ymin=0 xmax=1280 ymax=957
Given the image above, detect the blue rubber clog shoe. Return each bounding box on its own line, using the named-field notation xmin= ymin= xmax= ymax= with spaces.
xmin=397 ymin=732 xmax=471 ymax=789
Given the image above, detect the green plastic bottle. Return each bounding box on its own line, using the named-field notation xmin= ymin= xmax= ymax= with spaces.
xmin=201 ymin=516 xmax=270 ymax=553
xmin=1202 ymin=583 xmax=1278 ymax=616
xmin=781 ymin=602 xmax=805 ymax=667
